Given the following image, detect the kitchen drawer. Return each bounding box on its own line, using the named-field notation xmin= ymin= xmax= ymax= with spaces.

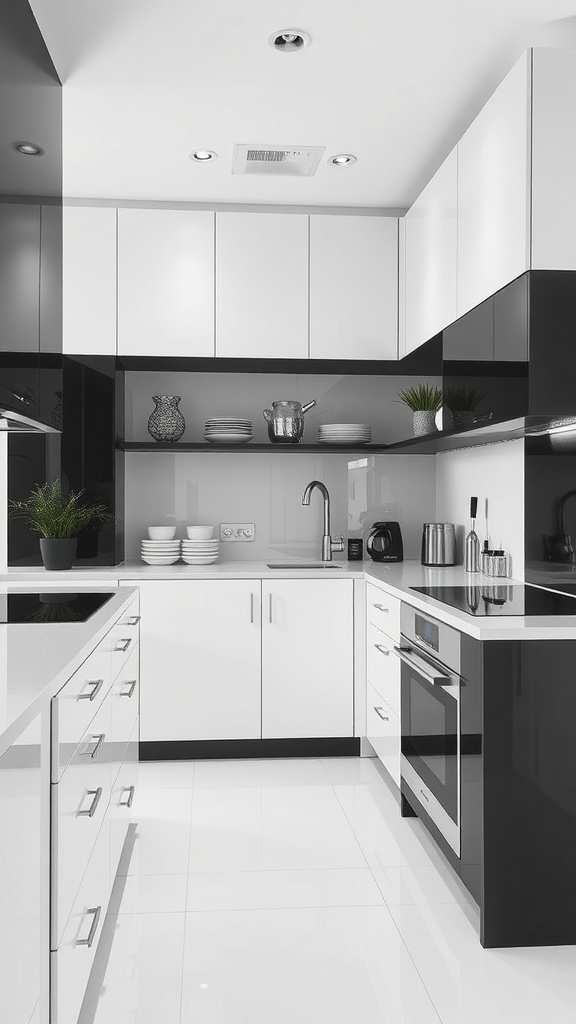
xmin=51 ymin=817 xmax=111 ymax=1024
xmin=110 ymin=722 xmax=139 ymax=879
xmin=366 ymin=622 xmax=400 ymax=717
xmin=110 ymin=641 xmax=139 ymax=786
xmin=52 ymin=697 xmax=112 ymax=949
xmin=366 ymin=684 xmax=400 ymax=788
xmin=366 ymin=583 xmax=401 ymax=640
xmin=52 ymin=642 xmax=112 ymax=782
xmin=108 ymin=597 xmax=140 ymax=682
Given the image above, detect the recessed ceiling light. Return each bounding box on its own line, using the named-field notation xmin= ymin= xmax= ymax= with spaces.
xmin=189 ymin=150 xmax=218 ymax=162
xmin=269 ymin=29 xmax=311 ymax=53
xmin=328 ymin=153 xmax=357 ymax=167
xmin=12 ymin=141 xmax=44 ymax=156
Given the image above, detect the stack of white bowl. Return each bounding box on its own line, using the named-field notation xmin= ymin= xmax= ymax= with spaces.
xmin=141 ymin=527 xmax=181 ymax=565
xmin=182 ymin=526 xmax=219 ymax=564
xmin=204 ymin=417 xmax=253 ymax=444
xmin=318 ymin=423 xmax=373 ymax=445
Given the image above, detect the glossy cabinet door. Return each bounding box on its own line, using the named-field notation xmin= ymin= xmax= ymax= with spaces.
xmin=309 ymin=215 xmax=398 ymax=359
xmin=118 ymin=208 xmax=215 ymax=356
xmin=404 ymin=149 xmax=458 ymax=354
xmin=134 ymin=580 xmax=262 ymax=742
xmin=215 ymin=212 xmax=309 ymax=358
xmin=63 ymin=206 xmax=117 ymax=354
xmin=0 ymin=715 xmax=43 ymax=1024
xmin=457 ymin=51 xmax=531 ymax=318
xmin=261 ymin=579 xmax=354 ymax=738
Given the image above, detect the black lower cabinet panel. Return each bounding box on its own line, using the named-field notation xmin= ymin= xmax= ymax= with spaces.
xmin=139 ymin=738 xmax=360 ymax=761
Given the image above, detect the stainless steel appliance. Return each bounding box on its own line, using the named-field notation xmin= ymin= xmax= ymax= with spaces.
xmin=421 ymin=522 xmax=456 ymax=566
xmin=396 ymin=604 xmax=462 ymax=855
xmin=263 ymin=399 xmax=316 ymax=443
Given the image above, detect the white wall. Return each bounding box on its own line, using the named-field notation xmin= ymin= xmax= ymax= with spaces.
xmin=435 ymin=439 xmax=525 ymax=579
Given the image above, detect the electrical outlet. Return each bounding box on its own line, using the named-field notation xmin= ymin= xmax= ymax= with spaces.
xmin=220 ymin=523 xmax=255 ymax=542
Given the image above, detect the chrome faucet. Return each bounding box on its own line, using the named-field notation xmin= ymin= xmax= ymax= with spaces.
xmin=301 ymin=480 xmax=344 ymax=562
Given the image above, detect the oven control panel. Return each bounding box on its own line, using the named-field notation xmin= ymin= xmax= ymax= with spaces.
xmin=400 ymin=603 xmax=461 ymax=675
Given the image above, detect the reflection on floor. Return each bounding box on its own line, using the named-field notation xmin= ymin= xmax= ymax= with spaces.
xmin=82 ymin=757 xmax=576 ymax=1024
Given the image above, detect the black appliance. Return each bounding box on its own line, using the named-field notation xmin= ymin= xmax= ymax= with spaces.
xmin=397 ymin=604 xmax=462 ymax=856
xmin=366 ymin=521 xmax=403 ymax=562
xmin=0 ymin=592 xmax=115 ymax=623
xmin=410 ymin=583 xmax=576 ymax=617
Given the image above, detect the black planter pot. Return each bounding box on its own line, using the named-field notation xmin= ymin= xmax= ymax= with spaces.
xmin=39 ymin=537 xmax=77 ymax=570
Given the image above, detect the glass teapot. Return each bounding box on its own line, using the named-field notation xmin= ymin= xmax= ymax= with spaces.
xmin=262 ymin=399 xmax=316 ymax=444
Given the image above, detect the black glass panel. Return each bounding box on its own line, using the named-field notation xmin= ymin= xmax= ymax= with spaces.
xmin=401 ymin=668 xmax=459 ymax=823
xmin=0 ymin=592 xmax=115 ymax=623
xmin=410 ymin=584 xmax=576 ymax=616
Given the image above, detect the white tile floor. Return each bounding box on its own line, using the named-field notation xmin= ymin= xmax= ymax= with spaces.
xmin=90 ymin=756 xmax=576 ymax=1024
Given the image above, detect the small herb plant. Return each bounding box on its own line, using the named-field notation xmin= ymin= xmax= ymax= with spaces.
xmin=9 ymin=481 xmax=109 ymax=539
xmin=444 ymin=387 xmax=485 ymax=412
xmin=396 ymin=384 xmax=443 ymax=412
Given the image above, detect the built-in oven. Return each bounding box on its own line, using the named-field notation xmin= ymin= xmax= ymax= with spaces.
xmin=396 ymin=604 xmax=462 ymax=856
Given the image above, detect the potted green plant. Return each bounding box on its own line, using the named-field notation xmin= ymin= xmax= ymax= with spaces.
xmin=444 ymin=388 xmax=486 ymax=431
xmin=9 ymin=481 xmax=109 ymax=571
xmin=396 ymin=384 xmax=443 ymax=437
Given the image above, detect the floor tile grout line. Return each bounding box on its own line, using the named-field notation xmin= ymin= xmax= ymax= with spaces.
xmin=385 ymin=897 xmax=446 ymax=1024
xmin=179 ymin=783 xmax=195 ymax=1023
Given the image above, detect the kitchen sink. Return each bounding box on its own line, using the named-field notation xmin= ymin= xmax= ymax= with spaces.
xmin=266 ymin=562 xmax=344 ymax=570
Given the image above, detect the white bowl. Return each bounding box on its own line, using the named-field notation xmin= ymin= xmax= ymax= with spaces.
xmin=181 ymin=555 xmax=219 ymax=565
xmin=141 ymin=555 xmax=180 ymax=565
xmin=148 ymin=526 xmax=176 ymax=540
xmin=186 ymin=526 xmax=214 ymax=540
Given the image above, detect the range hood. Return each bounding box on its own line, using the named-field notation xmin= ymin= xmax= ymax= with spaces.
xmin=0 ymin=408 xmax=59 ymax=433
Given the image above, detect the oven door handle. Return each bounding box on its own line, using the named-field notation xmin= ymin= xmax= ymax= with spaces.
xmin=394 ymin=646 xmax=450 ymax=687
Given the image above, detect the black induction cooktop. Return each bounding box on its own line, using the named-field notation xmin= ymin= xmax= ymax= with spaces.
xmin=0 ymin=592 xmax=115 ymax=624
xmin=410 ymin=584 xmax=576 ymax=617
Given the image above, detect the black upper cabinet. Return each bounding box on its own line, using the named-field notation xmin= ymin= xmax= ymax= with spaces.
xmin=0 ymin=0 xmax=62 ymax=429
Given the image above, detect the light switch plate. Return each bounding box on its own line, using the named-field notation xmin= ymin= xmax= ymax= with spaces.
xmin=220 ymin=523 xmax=255 ymax=542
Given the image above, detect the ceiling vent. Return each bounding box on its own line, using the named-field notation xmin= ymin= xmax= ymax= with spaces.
xmin=232 ymin=144 xmax=325 ymax=177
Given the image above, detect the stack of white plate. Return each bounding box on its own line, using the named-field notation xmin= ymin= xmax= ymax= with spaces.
xmin=141 ymin=539 xmax=181 ymax=565
xmin=318 ymin=423 xmax=373 ymax=445
xmin=204 ymin=418 xmax=253 ymax=444
xmin=181 ymin=539 xmax=220 ymax=565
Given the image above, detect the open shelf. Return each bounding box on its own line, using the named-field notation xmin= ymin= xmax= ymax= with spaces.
xmin=117 ymin=441 xmax=391 ymax=454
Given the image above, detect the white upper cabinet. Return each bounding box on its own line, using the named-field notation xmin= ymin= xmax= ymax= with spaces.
xmin=404 ymin=149 xmax=458 ymax=355
xmin=309 ymin=215 xmax=398 ymax=360
xmin=261 ymin=579 xmax=354 ymax=739
xmin=215 ymin=212 xmax=309 ymax=358
xmin=457 ymin=51 xmax=531 ymax=318
xmin=531 ymin=48 xmax=576 ymax=270
xmin=117 ymin=209 xmax=215 ymax=357
xmin=63 ymin=207 xmax=117 ymax=354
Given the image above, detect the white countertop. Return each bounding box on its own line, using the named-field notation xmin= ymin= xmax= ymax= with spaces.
xmin=0 ymin=586 xmax=137 ymax=757
xmin=2 ymin=559 xmax=576 ymax=642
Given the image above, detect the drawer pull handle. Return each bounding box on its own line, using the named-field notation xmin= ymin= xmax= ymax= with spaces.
xmin=76 ymin=906 xmax=102 ymax=948
xmin=126 ymin=615 xmax=141 ymax=625
xmin=81 ymin=733 xmax=105 ymax=759
xmin=77 ymin=787 xmax=103 ymax=818
xmin=373 ymin=604 xmax=389 ymax=613
xmin=374 ymin=706 xmax=390 ymax=721
xmin=77 ymin=679 xmax=104 ymax=702
xmin=120 ymin=785 xmax=135 ymax=808
xmin=115 ymin=638 xmax=132 ymax=653
xmin=374 ymin=643 xmax=390 ymax=657
xmin=120 ymin=679 xmax=137 ymax=698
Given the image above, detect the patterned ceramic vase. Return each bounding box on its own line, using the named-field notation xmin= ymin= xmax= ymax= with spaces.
xmin=147 ymin=396 xmax=185 ymax=442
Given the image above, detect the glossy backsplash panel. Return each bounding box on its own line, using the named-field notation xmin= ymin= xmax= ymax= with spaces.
xmin=348 ymin=455 xmax=436 ymax=558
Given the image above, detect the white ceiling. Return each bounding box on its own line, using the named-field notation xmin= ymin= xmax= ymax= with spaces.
xmin=28 ymin=0 xmax=576 ymax=208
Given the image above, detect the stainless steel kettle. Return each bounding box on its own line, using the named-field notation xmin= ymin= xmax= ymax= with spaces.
xmin=421 ymin=523 xmax=457 ymax=566
xmin=263 ymin=399 xmax=316 ymax=444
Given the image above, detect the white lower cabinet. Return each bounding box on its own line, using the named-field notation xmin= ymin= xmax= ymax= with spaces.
xmin=365 ymin=585 xmax=402 ymax=788
xmin=261 ymin=579 xmax=354 ymax=738
xmin=110 ymin=723 xmax=138 ymax=878
xmin=134 ymin=580 xmax=261 ymax=742
xmin=366 ymin=685 xmax=400 ymax=788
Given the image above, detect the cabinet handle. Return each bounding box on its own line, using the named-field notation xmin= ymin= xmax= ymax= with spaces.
xmin=269 ymin=593 xmax=273 ymax=624
xmin=120 ymin=785 xmax=135 ymax=808
xmin=250 ymin=592 xmax=254 ymax=624
xmin=76 ymin=906 xmax=102 ymax=948
xmin=374 ymin=706 xmax=390 ymax=721
xmin=77 ymin=679 xmax=104 ymax=702
xmin=373 ymin=604 xmax=389 ymax=613
xmin=126 ymin=615 xmax=141 ymax=625
xmin=77 ymin=787 xmax=103 ymax=818
xmin=115 ymin=638 xmax=132 ymax=653
xmin=374 ymin=643 xmax=391 ymax=657
xmin=81 ymin=733 xmax=105 ymax=759
xmin=120 ymin=679 xmax=137 ymax=698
